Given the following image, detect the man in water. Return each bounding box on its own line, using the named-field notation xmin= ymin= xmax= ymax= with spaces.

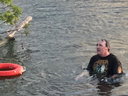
xmin=75 ymin=39 xmax=124 ymax=84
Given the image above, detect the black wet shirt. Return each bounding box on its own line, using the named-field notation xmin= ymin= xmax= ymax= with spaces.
xmin=87 ymin=53 xmax=123 ymax=78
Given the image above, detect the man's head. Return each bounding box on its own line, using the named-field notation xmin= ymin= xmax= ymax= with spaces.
xmin=96 ymin=39 xmax=110 ymax=57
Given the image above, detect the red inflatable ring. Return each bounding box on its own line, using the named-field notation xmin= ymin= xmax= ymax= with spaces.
xmin=0 ymin=63 xmax=26 ymax=76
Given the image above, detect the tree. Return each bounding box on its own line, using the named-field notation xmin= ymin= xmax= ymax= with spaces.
xmin=0 ymin=0 xmax=32 ymax=46
xmin=0 ymin=0 xmax=22 ymax=25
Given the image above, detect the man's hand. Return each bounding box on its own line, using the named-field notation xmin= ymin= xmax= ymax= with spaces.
xmin=75 ymin=70 xmax=89 ymax=81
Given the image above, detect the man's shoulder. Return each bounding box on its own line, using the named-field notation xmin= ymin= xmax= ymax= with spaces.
xmin=109 ymin=53 xmax=117 ymax=58
xmin=108 ymin=53 xmax=119 ymax=60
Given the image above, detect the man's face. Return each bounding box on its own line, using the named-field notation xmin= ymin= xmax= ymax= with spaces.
xmin=96 ymin=40 xmax=108 ymax=56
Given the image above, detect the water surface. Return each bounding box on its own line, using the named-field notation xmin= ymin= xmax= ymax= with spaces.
xmin=0 ymin=0 xmax=128 ymax=96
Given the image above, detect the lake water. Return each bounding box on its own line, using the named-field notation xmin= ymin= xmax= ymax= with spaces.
xmin=0 ymin=0 xmax=128 ymax=96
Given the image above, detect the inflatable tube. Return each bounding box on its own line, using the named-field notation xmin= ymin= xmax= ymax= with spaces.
xmin=0 ymin=63 xmax=26 ymax=76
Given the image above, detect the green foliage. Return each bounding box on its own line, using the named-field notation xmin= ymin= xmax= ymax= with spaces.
xmin=0 ymin=0 xmax=22 ymax=25
xmin=0 ymin=0 xmax=12 ymax=4
xmin=0 ymin=0 xmax=31 ymax=37
xmin=23 ymin=23 xmax=30 ymax=36
xmin=23 ymin=23 xmax=30 ymax=29
xmin=24 ymin=30 xmax=30 ymax=36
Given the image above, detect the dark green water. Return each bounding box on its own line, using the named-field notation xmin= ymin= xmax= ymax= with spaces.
xmin=0 ymin=0 xmax=128 ymax=95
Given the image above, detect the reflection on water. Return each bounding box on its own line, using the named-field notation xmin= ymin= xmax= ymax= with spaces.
xmin=0 ymin=0 xmax=128 ymax=95
xmin=97 ymin=83 xmax=114 ymax=96
xmin=0 ymin=40 xmax=20 ymax=63
xmin=0 ymin=75 xmax=22 ymax=80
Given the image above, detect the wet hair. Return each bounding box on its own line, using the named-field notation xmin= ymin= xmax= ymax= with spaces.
xmin=101 ymin=39 xmax=110 ymax=51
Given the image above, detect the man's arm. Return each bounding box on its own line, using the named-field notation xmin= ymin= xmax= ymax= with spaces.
xmin=75 ymin=70 xmax=89 ymax=81
xmin=75 ymin=56 xmax=94 ymax=81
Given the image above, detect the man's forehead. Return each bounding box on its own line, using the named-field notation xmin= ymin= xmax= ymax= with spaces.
xmin=97 ymin=40 xmax=106 ymax=45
